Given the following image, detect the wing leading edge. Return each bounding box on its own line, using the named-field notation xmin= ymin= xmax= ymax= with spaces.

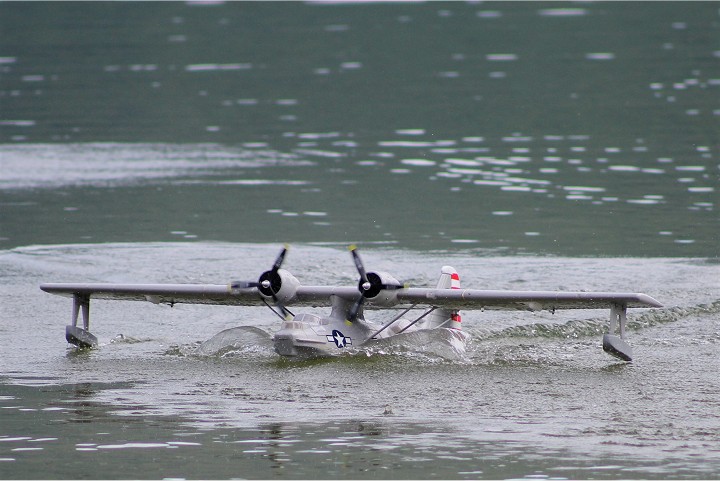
xmin=39 ymin=282 xmax=361 ymax=308
xmin=40 ymin=283 xmax=661 ymax=311
xmin=40 ymin=283 xmax=261 ymax=306
xmin=397 ymin=288 xmax=662 ymax=311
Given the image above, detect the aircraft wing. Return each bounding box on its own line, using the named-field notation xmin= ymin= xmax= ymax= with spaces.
xmin=39 ymin=282 xmax=360 ymax=307
xmin=40 ymin=283 xmax=267 ymax=306
xmin=395 ymin=288 xmax=662 ymax=311
xmin=40 ymin=283 xmax=661 ymax=311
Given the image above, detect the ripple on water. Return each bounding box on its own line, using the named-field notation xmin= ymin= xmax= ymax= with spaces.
xmin=0 ymin=143 xmax=308 ymax=190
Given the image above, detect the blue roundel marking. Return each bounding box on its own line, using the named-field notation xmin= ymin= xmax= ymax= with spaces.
xmin=326 ymin=330 xmax=352 ymax=348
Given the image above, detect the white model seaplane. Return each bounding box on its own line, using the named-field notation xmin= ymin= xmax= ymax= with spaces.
xmin=40 ymin=245 xmax=662 ymax=361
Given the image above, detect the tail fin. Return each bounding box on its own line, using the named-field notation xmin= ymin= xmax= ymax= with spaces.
xmin=423 ymin=266 xmax=462 ymax=330
xmin=435 ymin=265 xmax=461 ymax=290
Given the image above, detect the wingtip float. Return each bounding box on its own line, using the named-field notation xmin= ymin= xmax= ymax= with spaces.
xmin=40 ymin=245 xmax=662 ymax=362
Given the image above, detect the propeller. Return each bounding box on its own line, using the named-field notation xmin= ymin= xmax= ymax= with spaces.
xmin=347 ymin=245 xmax=404 ymax=321
xmin=231 ymin=245 xmax=293 ymax=318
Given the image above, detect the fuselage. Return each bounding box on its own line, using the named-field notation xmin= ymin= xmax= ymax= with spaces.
xmin=271 ymin=310 xmax=468 ymax=358
xmin=272 ymin=312 xmax=375 ymax=357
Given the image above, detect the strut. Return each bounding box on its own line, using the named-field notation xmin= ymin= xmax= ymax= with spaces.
xmin=65 ymin=293 xmax=98 ymax=348
xmin=602 ymin=302 xmax=632 ymax=361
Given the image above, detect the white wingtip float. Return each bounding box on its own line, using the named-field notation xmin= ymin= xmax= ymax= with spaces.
xmin=40 ymin=245 xmax=662 ymax=362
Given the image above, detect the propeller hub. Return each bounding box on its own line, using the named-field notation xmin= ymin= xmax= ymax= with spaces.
xmin=347 ymin=245 xmax=405 ymax=321
xmin=232 ymin=246 xmax=291 ymax=307
xmin=258 ymin=270 xmax=282 ymax=297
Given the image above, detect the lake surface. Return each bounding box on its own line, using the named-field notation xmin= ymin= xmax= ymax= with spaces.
xmin=1 ymin=2 xmax=719 ymax=479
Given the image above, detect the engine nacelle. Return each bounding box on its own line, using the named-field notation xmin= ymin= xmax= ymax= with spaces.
xmin=362 ymin=271 xmax=402 ymax=307
xmin=258 ymin=268 xmax=300 ymax=305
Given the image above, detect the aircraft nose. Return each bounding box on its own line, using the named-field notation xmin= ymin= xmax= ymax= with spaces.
xmin=273 ymin=333 xmax=298 ymax=356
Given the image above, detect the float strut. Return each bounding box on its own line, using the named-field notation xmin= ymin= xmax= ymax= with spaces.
xmin=608 ymin=302 xmax=627 ymax=340
xmin=66 ymin=293 xmax=98 ymax=348
xmin=72 ymin=294 xmax=91 ymax=331
xmin=603 ymin=302 xmax=632 ymax=361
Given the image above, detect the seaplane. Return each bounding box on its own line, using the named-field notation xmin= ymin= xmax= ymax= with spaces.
xmin=40 ymin=245 xmax=662 ymax=362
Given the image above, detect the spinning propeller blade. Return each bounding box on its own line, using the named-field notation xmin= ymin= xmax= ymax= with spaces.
xmin=271 ymin=244 xmax=288 ymax=273
xmin=347 ymin=245 xmax=405 ymax=322
xmin=231 ymin=245 xmax=293 ymax=319
xmin=350 ymin=245 xmax=369 ymax=286
xmin=348 ymin=245 xmax=367 ymax=321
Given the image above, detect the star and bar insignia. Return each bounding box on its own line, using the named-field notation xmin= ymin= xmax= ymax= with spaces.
xmin=326 ymin=329 xmax=352 ymax=348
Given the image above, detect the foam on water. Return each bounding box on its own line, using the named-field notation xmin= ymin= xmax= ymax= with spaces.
xmin=193 ymin=326 xmax=274 ymax=358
